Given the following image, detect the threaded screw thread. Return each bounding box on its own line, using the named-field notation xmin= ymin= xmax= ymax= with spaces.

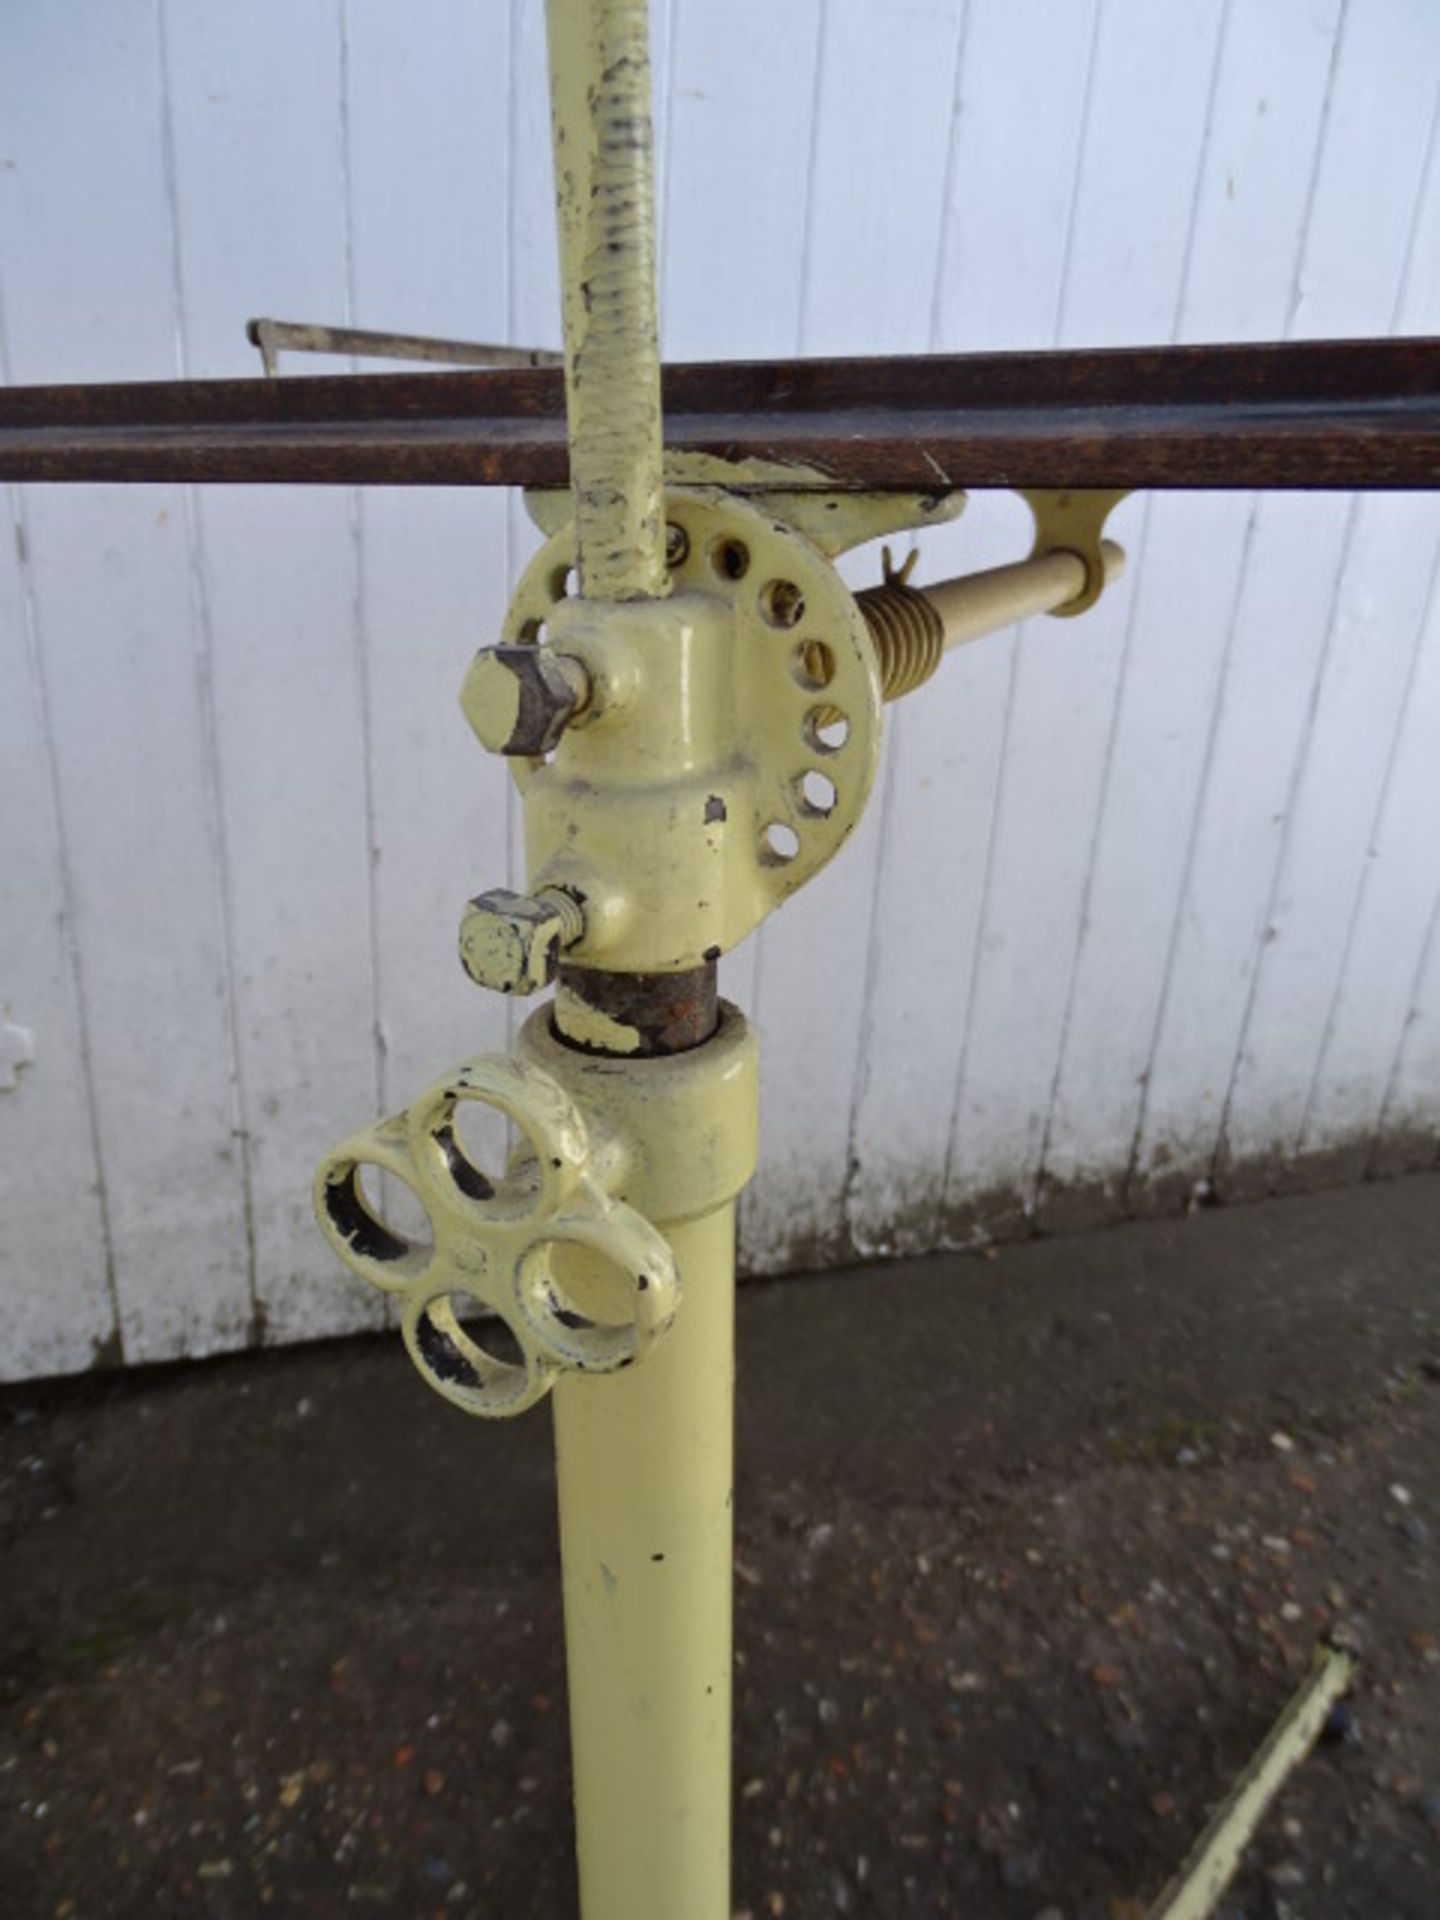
xmin=856 ymin=579 xmax=946 ymax=702
xmin=537 ymin=886 xmax=586 ymax=949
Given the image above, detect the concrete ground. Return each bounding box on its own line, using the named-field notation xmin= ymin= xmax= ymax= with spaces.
xmin=2 ymin=1175 xmax=1438 ymax=1919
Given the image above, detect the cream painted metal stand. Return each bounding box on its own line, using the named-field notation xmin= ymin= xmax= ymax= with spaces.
xmin=311 ymin=3 xmax=1344 ymax=1916
xmin=311 ymin=1 xmax=1129 ymax=1912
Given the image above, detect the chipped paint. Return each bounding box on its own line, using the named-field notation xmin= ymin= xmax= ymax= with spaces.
xmin=556 ymin=989 xmax=645 ymax=1056
xmin=547 ymin=0 xmax=666 ymax=601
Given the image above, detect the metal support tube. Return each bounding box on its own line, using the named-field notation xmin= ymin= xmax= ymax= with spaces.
xmin=927 ymin=538 xmax=1126 ymax=651
xmin=553 ymin=1204 xmax=735 ymax=1920
xmin=546 ymin=0 xmax=667 ymax=600
xmin=853 ymin=539 xmax=1127 ymax=710
xmin=512 ymin=996 xmax=757 ymax=1920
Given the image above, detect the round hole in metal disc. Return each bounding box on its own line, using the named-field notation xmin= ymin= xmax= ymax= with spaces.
xmin=799 ymin=769 xmax=837 ymax=816
xmin=792 ymin=639 xmax=836 ymax=690
xmin=709 ymin=536 xmax=750 ymax=581
xmin=804 ymin=706 xmax=850 ymax=752
xmin=761 ymin=820 xmax=801 ymax=865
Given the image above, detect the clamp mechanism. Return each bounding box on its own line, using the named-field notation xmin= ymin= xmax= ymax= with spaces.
xmin=314 ymin=472 xmax=1125 ymax=1406
xmin=315 ymin=1049 xmax=678 ymax=1417
xmin=460 ymin=484 xmax=893 ymax=983
xmin=315 ymin=999 xmax=758 ymax=1419
xmin=451 ymin=480 xmax=1128 ymax=996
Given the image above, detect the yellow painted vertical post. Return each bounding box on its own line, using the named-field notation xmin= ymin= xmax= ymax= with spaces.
xmin=545 ymin=0 xmax=667 ymax=602
xmin=552 ymin=1205 xmax=735 ymax=1920
xmin=543 ymin=7 xmax=732 ymax=1913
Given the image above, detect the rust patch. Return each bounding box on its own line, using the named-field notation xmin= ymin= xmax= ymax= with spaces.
xmin=555 ymin=962 xmax=718 ymax=1057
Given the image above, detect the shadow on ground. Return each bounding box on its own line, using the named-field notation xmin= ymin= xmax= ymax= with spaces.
xmin=3 ymin=1176 xmax=1438 ymax=1918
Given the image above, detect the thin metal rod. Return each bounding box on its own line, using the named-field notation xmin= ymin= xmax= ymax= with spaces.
xmin=927 ymin=539 xmax=1127 ymax=649
xmin=5 ymin=338 xmax=1436 ymax=490
xmin=545 ymin=0 xmax=667 ymax=598
xmin=245 ymin=317 xmax=561 ymax=377
xmin=1146 ymin=1646 xmax=1355 ymax=1920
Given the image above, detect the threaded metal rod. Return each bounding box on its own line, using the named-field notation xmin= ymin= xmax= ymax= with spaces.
xmin=856 ymin=540 xmax=1127 ymax=705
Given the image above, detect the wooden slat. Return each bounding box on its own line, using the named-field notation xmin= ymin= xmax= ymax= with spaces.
xmin=1 ymin=336 xmax=1438 ymax=490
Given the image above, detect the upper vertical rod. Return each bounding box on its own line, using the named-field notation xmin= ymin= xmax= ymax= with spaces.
xmin=545 ymin=0 xmax=668 ymax=601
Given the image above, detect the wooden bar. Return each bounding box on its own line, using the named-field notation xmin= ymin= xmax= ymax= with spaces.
xmin=1 ymin=338 xmax=1437 ymax=491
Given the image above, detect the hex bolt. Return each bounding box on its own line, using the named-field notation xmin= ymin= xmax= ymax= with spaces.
xmin=460 ymin=644 xmax=592 ymax=757
xmin=458 ymin=886 xmax=586 ymax=995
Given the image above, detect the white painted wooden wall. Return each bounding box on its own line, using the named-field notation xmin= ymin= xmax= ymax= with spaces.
xmin=3 ymin=0 xmax=1439 ymax=1379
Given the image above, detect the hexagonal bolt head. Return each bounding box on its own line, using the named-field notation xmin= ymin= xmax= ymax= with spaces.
xmin=460 ymin=644 xmax=589 ymax=756
xmin=458 ymin=888 xmax=582 ymax=996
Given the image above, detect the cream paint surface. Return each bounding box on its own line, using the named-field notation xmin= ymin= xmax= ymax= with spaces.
xmin=1 ymin=0 xmax=1438 ymax=1375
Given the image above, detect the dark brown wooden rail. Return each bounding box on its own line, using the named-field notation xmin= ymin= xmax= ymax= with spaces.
xmin=1 ymin=337 xmax=1437 ymax=490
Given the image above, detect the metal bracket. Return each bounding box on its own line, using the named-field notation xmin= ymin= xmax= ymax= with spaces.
xmin=524 ymin=478 xmax=967 ymax=553
xmin=454 ymin=480 xmax=1136 ymax=987
xmin=314 ymin=1052 xmax=678 ymax=1418
xmin=467 ymin=485 xmax=900 ymax=977
xmin=246 ymin=316 xmax=562 ymax=378
xmin=1019 ymin=487 xmax=1131 ymax=616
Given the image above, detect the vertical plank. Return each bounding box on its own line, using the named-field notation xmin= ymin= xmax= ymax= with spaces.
xmin=742 ymin=0 xmax=968 ymax=1273
xmin=659 ymin=0 xmax=822 ymax=364
xmin=933 ymin=0 xmax=1226 ymax=1244
xmin=1040 ymin=0 xmax=1344 ymax=1224
xmin=852 ymin=0 xmax=1117 ymax=1255
xmin=0 ymin=486 xmax=116 ymax=1378
xmin=1 ymin=0 xmax=251 ymax=1364
xmin=1131 ymin=2 xmax=1440 ymax=1209
xmin=341 ymin=1 xmax=515 ymax=1142
xmin=1372 ymin=882 xmax=1440 ymax=1175
xmin=1216 ymin=52 xmax=1440 ymax=1190
xmin=1301 ymin=554 xmax=1440 ymax=1176
xmin=162 ymin=0 xmax=383 ymax=1346
xmin=925 ymin=0 xmax=1105 ymax=1247
xmin=867 ymin=0 xmax=1105 ymax=1244
xmin=1218 ymin=486 xmax=1440 ymax=1183
xmin=1310 ymin=112 xmax=1440 ymax=1182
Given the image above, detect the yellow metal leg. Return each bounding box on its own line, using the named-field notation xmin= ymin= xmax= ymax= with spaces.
xmin=554 ymin=1203 xmax=735 ymax=1920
